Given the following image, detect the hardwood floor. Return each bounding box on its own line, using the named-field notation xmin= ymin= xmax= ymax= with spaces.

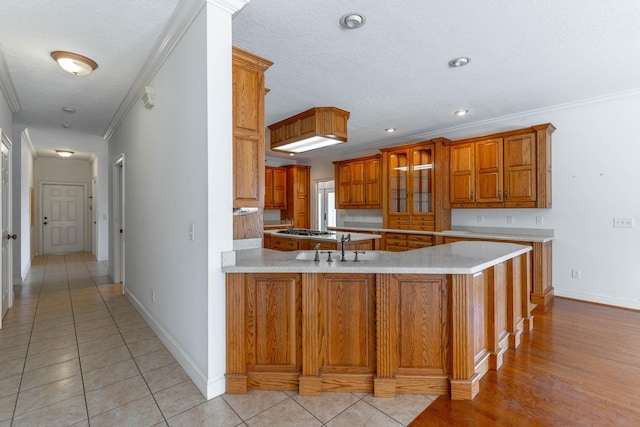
xmin=410 ymin=297 xmax=640 ymax=426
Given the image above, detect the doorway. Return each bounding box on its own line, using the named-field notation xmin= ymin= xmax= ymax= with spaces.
xmin=112 ymin=155 xmax=125 ymax=284
xmin=315 ymin=180 xmax=335 ymax=231
xmin=42 ymin=184 xmax=85 ymax=254
xmin=1 ymin=130 xmax=12 ymax=325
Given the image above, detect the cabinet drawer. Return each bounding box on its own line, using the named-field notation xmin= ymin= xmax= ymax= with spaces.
xmin=408 ymin=241 xmax=433 ymax=249
xmin=271 ymin=237 xmax=299 ymax=251
xmin=407 ymin=235 xmax=433 ymax=243
xmin=386 ymin=244 xmax=408 ymax=252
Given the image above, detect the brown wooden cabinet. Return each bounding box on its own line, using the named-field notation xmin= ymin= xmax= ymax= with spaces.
xmin=381 ymin=138 xmax=450 ymax=231
xmin=264 ymin=166 xmax=287 ymax=209
xmin=384 ymin=232 xmax=433 ymax=252
xmin=281 ymin=165 xmax=310 ymax=229
xmin=334 ymin=154 xmax=381 ymax=209
xmin=232 ymin=47 xmax=272 ymax=239
xmin=449 ymin=124 xmax=555 ymax=209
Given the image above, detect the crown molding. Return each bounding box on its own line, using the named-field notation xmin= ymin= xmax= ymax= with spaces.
xmin=206 ymin=0 xmax=249 ymax=15
xmin=20 ymin=126 xmax=37 ymax=157
xmin=0 ymin=43 xmax=21 ymax=113
xmin=103 ymin=0 xmax=250 ymax=140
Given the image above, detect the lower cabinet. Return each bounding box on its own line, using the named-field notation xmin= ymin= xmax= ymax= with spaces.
xmin=385 ymin=233 xmax=433 ymax=251
xmin=266 ymin=236 xmax=375 ymax=251
xmin=443 ymin=236 xmax=553 ymax=305
xmin=226 ymin=255 xmax=533 ymax=400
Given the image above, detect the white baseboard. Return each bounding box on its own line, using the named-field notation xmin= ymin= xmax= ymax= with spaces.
xmin=124 ymin=288 xmax=223 ymax=399
xmin=555 ymin=288 xmax=640 ymax=311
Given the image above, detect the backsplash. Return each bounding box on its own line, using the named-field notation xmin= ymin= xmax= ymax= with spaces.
xmin=336 ymin=209 xmax=383 ymax=227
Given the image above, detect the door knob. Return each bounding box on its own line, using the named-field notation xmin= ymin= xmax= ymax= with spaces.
xmin=43 ymin=221 xmax=48 ymax=225
xmin=7 ymin=234 xmax=17 ymax=240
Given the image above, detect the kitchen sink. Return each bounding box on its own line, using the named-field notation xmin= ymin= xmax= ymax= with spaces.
xmin=277 ymin=228 xmax=333 ymax=236
xmin=296 ymin=251 xmax=385 ymax=262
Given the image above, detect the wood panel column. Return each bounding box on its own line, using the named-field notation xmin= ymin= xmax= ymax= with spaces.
xmin=521 ymin=252 xmax=534 ymax=331
xmin=450 ymin=274 xmax=479 ymax=400
xmin=531 ymin=241 xmax=553 ymax=305
xmin=374 ymin=273 xmax=397 ymax=397
xmin=226 ymin=273 xmax=248 ymax=393
xmin=299 ymin=273 xmax=322 ymax=395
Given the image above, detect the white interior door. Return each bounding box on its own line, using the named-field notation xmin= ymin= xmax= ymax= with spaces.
xmin=42 ymin=184 xmax=84 ymax=254
xmin=1 ymin=130 xmax=13 ymax=324
xmin=113 ymin=156 xmax=125 ymax=284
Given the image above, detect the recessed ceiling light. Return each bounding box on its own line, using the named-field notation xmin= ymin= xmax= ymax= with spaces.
xmin=385 ymin=128 xmax=396 ymax=133
xmin=340 ymin=13 xmax=366 ymax=29
xmin=61 ymin=123 xmax=70 ymax=128
xmin=448 ymin=57 xmax=470 ymax=68
xmin=289 ymin=153 xmax=295 ymax=156
xmin=453 ymin=109 xmax=469 ymax=116
xmin=62 ymin=107 xmax=76 ymax=113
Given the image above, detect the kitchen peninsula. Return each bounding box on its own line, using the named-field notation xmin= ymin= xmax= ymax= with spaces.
xmin=223 ymin=241 xmax=533 ymax=400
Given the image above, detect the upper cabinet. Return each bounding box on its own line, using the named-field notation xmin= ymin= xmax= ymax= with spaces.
xmin=381 ymin=138 xmax=451 ymax=231
xmin=232 ymin=47 xmax=272 ymax=239
xmin=448 ymin=124 xmax=555 ymax=209
xmin=333 ymin=154 xmax=381 ymax=209
xmin=264 ymin=166 xmax=287 ymax=210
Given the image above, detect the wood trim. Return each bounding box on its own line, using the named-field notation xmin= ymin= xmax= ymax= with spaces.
xmin=300 ymin=272 xmax=321 ymax=395
xmin=225 ymin=273 xmax=247 ymax=393
xmin=374 ymin=273 xmax=397 ymax=397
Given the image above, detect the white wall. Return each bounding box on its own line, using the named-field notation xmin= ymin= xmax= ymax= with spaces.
xmin=311 ymin=90 xmax=640 ymax=310
xmin=20 ymin=131 xmax=34 ymax=278
xmin=91 ymin=155 xmax=108 ymax=261
xmin=107 ymin=3 xmax=234 ymax=399
xmin=0 ymin=91 xmax=10 ymax=133
xmin=447 ymin=91 xmax=640 ymax=310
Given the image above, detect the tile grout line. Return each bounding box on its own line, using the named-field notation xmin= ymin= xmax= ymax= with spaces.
xmin=10 ymin=255 xmax=48 ymax=424
xmin=83 ymin=252 xmax=169 ymax=424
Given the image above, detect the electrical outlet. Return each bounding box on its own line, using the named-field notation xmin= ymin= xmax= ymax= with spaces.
xmin=536 ymin=216 xmax=543 ymax=225
xmin=571 ymin=269 xmax=581 ymax=279
xmin=152 ymin=289 xmax=156 ymax=302
xmin=477 ymin=215 xmax=484 ymax=223
xmin=507 ymin=216 xmax=515 ymax=224
xmin=613 ymin=218 xmax=634 ymax=228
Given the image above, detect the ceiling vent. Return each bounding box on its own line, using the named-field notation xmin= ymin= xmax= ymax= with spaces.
xmin=268 ymin=107 xmax=350 ymax=153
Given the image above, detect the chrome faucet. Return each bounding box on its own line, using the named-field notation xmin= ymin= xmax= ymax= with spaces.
xmin=340 ymin=233 xmax=351 ymax=261
xmin=314 ymin=243 xmax=321 ymax=262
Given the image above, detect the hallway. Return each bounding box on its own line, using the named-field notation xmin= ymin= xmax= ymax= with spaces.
xmin=0 ymin=253 xmax=435 ymax=426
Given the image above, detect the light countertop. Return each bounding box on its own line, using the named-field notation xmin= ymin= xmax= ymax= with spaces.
xmin=223 ymin=241 xmax=532 ymax=274
xmin=329 ymin=225 xmax=554 ymax=243
xmin=264 ymin=229 xmax=381 ymax=242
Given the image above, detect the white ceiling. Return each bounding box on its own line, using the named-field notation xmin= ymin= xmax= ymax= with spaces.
xmin=2 ymin=0 xmax=640 ymax=163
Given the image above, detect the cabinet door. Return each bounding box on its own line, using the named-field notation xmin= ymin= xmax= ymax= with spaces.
xmin=411 ymin=146 xmax=433 ymax=214
xmin=272 ymin=168 xmax=287 ymax=209
xmin=321 ymin=274 xmax=376 ymax=375
xmin=350 ymin=161 xmax=366 ymax=206
xmin=337 ymin=163 xmax=352 ymax=208
xmin=504 ymin=132 xmax=536 ymax=207
xmin=364 ymin=157 xmax=381 ymax=208
xmin=389 ymin=151 xmax=408 ymax=214
xmin=264 ymin=167 xmax=274 ymax=209
xmin=475 ymin=138 xmax=504 ymax=206
xmin=245 ymin=274 xmax=302 ymax=372
xmin=450 ymin=143 xmax=475 ymax=206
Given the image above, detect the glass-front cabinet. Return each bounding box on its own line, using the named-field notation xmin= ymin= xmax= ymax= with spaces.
xmin=381 ymin=139 xmax=449 ymax=231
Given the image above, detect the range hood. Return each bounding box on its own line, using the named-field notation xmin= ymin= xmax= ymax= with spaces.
xmin=268 ymin=107 xmax=350 ymax=153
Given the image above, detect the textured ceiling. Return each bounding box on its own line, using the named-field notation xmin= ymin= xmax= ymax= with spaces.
xmin=1 ymin=0 xmax=640 ymax=163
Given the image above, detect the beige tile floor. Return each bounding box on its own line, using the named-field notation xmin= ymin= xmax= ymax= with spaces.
xmin=0 ymin=253 xmax=436 ymax=426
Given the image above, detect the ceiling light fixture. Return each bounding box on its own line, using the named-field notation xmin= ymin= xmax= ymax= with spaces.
xmin=62 ymin=106 xmax=76 ymax=113
xmin=340 ymin=13 xmax=366 ymax=29
xmin=269 ymin=107 xmax=350 ymax=153
xmin=453 ymin=109 xmax=469 ymax=116
xmin=51 ymin=51 xmax=98 ymax=76
xmin=448 ymin=57 xmax=470 ymax=68
xmin=55 ymin=149 xmax=74 ymax=158
xmin=385 ymin=128 xmax=396 ymax=133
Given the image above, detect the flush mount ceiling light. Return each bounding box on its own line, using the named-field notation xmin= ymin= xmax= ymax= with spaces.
xmin=55 ymin=149 xmax=74 ymax=158
xmin=62 ymin=106 xmax=76 ymax=113
xmin=385 ymin=128 xmax=396 ymax=133
xmin=448 ymin=56 xmax=470 ymax=68
xmin=340 ymin=13 xmax=366 ymax=29
xmin=269 ymin=107 xmax=350 ymax=153
xmin=51 ymin=51 xmax=98 ymax=76
xmin=453 ymin=109 xmax=469 ymax=116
